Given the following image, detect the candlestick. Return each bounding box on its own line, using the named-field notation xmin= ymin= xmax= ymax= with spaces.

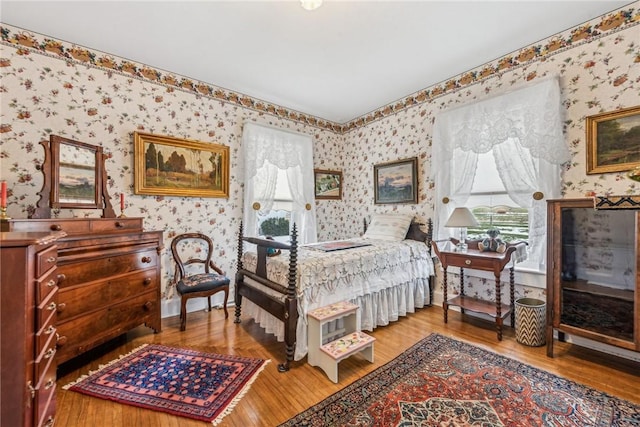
xmin=119 ymin=193 xmax=126 ymax=218
xmin=1 ymin=181 xmax=6 ymax=209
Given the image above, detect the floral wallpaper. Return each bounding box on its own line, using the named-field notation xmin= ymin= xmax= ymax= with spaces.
xmin=1 ymin=2 xmax=639 ymax=315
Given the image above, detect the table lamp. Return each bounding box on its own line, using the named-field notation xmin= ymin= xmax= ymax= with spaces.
xmin=445 ymin=207 xmax=479 ymax=252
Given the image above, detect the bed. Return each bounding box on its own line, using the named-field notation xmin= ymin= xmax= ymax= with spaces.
xmin=234 ymin=214 xmax=435 ymax=372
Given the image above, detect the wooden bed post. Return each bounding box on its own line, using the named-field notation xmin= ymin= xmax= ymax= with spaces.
xmin=279 ymin=223 xmax=298 ymax=372
xmin=234 ymin=221 xmax=244 ymax=324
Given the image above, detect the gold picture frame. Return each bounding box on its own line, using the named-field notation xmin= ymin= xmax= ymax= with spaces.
xmin=374 ymin=157 xmax=418 ymax=204
xmin=586 ymin=105 xmax=640 ymax=174
xmin=134 ymin=132 xmax=229 ymax=198
xmin=314 ymin=169 xmax=342 ymax=200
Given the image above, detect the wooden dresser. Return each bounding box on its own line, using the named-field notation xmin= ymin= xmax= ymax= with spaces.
xmin=1 ymin=217 xmax=163 ymax=364
xmin=1 ymin=231 xmax=64 ymax=427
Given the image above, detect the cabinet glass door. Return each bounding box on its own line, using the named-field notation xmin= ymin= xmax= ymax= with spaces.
xmin=559 ymin=207 xmax=636 ymax=342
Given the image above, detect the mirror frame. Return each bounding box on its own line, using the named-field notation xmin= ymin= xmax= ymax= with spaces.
xmin=31 ymin=135 xmax=115 ymax=218
xmin=51 ymin=135 xmax=102 ymax=209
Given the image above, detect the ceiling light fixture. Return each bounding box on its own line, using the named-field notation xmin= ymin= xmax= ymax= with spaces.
xmin=300 ymin=0 xmax=322 ymax=11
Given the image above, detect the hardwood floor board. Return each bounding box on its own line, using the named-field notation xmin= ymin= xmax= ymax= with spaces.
xmin=55 ymin=304 xmax=640 ymax=427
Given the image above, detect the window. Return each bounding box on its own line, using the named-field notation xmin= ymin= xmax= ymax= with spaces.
xmin=431 ymin=78 xmax=571 ymax=273
xmin=242 ymin=123 xmax=318 ymax=244
xmin=256 ymin=168 xmax=292 ymax=242
xmin=466 ymin=151 xmax=529 ymax=243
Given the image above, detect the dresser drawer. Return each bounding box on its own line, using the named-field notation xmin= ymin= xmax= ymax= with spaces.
xmin=57 ymin=269 xmax=157 ymax=322
xmin=36 ymin=312 xmax=57 ymax=358
xmin=56 ymin=291 xmax=159 ymax=363
xmin=37 ymin=290 xmax=57 ymax=331
xmin=35 ymin=330 xmax=57 ymax=385
xmin=9 ymin=218 xmax=92 ymax=234
xmin=34 ymin=356 xmax=56 ymax=427
xmin=91 ymin=218 xmax=142 ymax=232
xmin=36 ymin=246 xmax=58 ymax=277
xmin=57 ymin=246 xmax=158 ymax=288
xmin=37 ymin=268 xmax=60 ymax=304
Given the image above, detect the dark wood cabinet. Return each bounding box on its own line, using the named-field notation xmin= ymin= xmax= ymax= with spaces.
xmin=1 ymin=218 xmax=163 ymax=364
xmin=1 ymin=231 xmax=64 ymax=427
xmin=546 ymin=197 xmax=639 ymax=357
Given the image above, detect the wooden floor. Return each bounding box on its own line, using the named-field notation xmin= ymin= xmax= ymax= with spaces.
xmin=55 ymin=305 xmax=640 ymax=427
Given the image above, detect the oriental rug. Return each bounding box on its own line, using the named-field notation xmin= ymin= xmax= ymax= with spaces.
xmin=280 ymin=334 xmax=640 ymax=426
xmin=63 ymin=344 xmax=269 ymax=425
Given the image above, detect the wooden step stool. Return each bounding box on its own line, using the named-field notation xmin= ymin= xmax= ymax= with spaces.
xmin=307 ymin=301 xmax=375 ymax=383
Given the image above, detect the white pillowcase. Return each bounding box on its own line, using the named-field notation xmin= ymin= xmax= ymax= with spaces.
xmin=363 ymin=213 xmax=413 ymax=241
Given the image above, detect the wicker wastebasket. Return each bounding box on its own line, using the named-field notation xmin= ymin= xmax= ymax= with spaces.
xmin=515 ymin=298 xmax=546 ymax=346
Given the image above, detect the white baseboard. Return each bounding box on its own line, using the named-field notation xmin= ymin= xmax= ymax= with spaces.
xmin=160 ymin=295 xmax=232 ymax=319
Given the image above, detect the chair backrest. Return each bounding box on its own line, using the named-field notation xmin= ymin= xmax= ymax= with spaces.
xmin=171 ymin=232 xmax=215 ymax=281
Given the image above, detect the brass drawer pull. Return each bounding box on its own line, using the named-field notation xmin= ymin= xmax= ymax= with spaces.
xmin=465 ymin=259 xmax=472 ymax=265
xmin=49 ymin=224 xmax=62 ymax=231
xmin=44 ymin=347 xmax=55 ymax=359
xmin=46 ymin=302 xmax=56 ymax=311
xmin=44 ymin=416 xmax=55 ymax=427
xmin=141 ymin=256 xmax=152 ymax=263
xmin=115 ymin=221 xmax=125 ymax=228
xmin=46 ymin=256 xmax=56 ymax=264
xmin=143 ymin=277 xmax=152 ymax=285
xmin=45 ymin=379 xmax=55 ymax=390
xmin=44 ymin=325 xmax=55 ymax=335
xmin=46 ymin=279 xmax=56 ymax=288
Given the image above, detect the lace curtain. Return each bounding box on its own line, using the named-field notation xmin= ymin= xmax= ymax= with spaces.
xmin=431 ymin=77 xmax=570 ymax=268
xmin=242 ymin=123 xmax=317 ymax=244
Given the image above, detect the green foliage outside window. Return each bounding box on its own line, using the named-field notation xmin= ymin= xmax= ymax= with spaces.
xmin=467 ymin=206 xmax=529 ymax=243
xmin=259 ymin=217 xmax=290 ymax=237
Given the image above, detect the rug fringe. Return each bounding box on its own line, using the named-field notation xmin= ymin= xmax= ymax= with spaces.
xmin=62 ymin=343 xmax=149 ymax=390
xmin=211 ymin=359 xmax=271 ymax=426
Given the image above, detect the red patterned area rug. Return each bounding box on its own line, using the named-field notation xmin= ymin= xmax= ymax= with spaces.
xmin=63 ymin=344 xmax=269 ymax=425
xmin=280 ymin=334 xmax=640 ymax=426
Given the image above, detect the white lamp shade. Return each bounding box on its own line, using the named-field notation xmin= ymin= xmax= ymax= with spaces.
xmin=444 ymin=207 xmax=479 ymax=228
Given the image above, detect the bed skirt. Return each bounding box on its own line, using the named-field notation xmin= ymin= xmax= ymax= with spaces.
xmin=240 ymin=276 xmax=431 ymax=361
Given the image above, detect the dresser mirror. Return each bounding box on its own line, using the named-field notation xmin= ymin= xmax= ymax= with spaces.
xmin=51 ymin=135 xmax=102 ymax=209
xmin=31 ymin=135 xmax=115 ymax=218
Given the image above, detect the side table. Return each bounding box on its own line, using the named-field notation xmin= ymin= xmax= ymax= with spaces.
xmin=432 ymin=239 xmax=526 ymax=340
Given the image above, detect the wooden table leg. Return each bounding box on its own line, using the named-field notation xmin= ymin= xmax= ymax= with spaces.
xmin=442 ymin=267 xmax=448 ymax=323
xmin=509 ymin=266 xmax=515 ymax=328
xmin=495 ymin=273 xmax=502 ymax=341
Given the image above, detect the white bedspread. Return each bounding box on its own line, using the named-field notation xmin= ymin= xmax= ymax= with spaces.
xmin=240 ymin=238 xmax=435 ymax=360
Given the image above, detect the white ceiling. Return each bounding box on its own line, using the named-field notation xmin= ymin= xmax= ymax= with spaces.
xmin=1 ymin=1 xmax=633 ymax=123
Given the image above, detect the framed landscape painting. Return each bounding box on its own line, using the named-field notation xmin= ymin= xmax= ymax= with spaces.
xmin=314 ymin=169 xmax=342 ymax=200
xmin=373 ymin=157 xmax=418 ymax=204
xmin=586 ymin=105 xmax=640 ymax=174
xmin=134 ymin=132 xmax=229 ymax=198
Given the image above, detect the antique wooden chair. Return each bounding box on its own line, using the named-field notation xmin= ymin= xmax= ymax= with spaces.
xmin=171 ymin=232 xmax=230 ymax=331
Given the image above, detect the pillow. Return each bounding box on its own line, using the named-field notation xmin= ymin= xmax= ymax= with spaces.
xmin=405 ymin=221 xmax=428 ymax=242
xmin=363 ymin=213 xmax=413 ymax=241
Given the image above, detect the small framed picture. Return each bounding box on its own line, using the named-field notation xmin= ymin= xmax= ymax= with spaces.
xmin=374 ymin=157 xmax=418 ymax=204
xmin=586 ymin=105 xmax=640 ymax=174
xmin=314 ymin=169 xmax=342 ymax=200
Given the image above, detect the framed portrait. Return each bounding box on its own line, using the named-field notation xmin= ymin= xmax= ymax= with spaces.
xmin=586 ymin=105 xmax=640 ymax=174
xmin=314 ymin=169 xmax=342 ymax=200
xmin=134 ymin=132 xmax=229 ymax=198
xmin=374 ymin=157 xmax=418 ymax=204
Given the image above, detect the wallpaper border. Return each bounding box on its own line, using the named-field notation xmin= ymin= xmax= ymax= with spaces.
xmin=1 ymin=4 xmax=638 ymax=134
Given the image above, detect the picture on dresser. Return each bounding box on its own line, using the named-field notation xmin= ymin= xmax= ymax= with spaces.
xmin=134 ymin=132 xmax=230 ymax=198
